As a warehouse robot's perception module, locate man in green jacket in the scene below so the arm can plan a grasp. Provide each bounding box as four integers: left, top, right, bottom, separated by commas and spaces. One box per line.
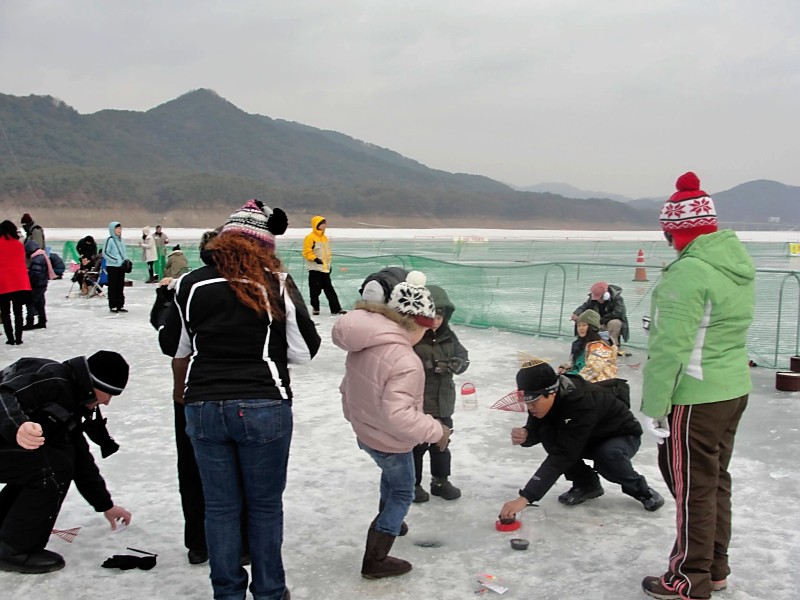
640, 172, 755, 600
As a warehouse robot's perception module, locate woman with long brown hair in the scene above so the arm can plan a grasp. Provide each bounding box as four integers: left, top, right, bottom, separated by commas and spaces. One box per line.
159, 200, 320, 600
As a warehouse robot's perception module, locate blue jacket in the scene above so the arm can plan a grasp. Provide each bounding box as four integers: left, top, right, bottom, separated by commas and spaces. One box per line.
24, 240, 49, 288
103, 222, 127, 267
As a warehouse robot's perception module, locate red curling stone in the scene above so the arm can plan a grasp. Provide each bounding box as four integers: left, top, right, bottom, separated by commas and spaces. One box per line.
495, 518, 521, 532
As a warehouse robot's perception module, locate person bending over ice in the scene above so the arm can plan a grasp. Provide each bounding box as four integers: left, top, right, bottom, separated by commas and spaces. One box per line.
499, 359, 663, 521
0, 351, 132, 573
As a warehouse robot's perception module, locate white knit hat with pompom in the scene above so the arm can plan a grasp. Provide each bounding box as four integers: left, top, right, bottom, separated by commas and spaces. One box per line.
387, 270, 436, 328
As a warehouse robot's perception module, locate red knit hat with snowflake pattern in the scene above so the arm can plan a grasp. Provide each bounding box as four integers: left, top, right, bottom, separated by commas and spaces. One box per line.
659, 171, 718, 251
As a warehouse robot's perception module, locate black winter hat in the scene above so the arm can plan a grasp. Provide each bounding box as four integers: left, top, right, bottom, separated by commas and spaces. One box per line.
516, 362, 558, 397
87, 351, 129, 396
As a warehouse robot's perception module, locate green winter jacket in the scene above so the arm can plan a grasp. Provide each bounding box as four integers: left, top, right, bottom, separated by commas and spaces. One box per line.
641, 230, 755, 418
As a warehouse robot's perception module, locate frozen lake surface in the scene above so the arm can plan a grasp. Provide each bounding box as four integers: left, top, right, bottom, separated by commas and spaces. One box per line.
0, 263, 797, 600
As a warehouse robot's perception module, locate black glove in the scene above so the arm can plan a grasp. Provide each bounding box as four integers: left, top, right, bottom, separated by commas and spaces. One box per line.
82, 408, 120, 458
314, 258, 323, 265
434, 357, 468, 374
102, 555, 157, 570
448, 357, 467, 374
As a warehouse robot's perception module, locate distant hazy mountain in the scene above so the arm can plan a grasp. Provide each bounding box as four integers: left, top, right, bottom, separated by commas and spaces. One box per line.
626, 180, 800, 227
518, 182, 633, 203
714, 180, 800, 225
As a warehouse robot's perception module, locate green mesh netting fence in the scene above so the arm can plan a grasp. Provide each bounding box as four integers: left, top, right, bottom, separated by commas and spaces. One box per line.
59, 238, 800, 369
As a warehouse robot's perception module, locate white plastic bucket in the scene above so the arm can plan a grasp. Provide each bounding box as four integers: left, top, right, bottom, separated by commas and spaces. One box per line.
461, 382, 478, 410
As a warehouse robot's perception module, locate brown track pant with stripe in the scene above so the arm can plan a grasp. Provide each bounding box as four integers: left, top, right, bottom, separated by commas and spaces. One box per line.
656, 395, 748, 600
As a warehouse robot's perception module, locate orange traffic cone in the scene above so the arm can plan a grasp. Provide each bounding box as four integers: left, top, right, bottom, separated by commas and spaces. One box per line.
633, 249, 648, 282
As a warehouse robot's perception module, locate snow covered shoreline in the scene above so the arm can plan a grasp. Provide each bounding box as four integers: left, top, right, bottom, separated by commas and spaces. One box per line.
43, 228, 794, 244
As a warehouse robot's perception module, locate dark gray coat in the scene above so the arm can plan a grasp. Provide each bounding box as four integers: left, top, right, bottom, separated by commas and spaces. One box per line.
413, 285, 469, 418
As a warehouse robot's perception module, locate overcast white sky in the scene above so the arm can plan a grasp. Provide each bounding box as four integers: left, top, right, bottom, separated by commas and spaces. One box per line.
1, 0, 798, 197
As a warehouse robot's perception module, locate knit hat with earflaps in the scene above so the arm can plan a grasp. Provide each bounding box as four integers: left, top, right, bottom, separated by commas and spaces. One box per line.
220, 199, 288, 249
660, 172, 718, 251
87, 351, 130, 396
387, 271, 436, 328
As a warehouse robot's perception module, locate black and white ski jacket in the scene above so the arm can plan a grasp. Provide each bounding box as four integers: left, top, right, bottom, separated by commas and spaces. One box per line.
158, 265, 321, 405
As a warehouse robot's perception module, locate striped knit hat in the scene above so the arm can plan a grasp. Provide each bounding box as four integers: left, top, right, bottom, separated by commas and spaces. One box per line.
659, 172, 718, 251
221, 199, 288, 249
87, 351, 129, 396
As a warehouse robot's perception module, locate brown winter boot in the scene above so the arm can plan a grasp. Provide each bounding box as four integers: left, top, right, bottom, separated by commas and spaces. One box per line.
360, 528, 412, 579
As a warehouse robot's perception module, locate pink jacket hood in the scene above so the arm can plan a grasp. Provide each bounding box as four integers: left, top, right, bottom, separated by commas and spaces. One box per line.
332, 304, 444, 453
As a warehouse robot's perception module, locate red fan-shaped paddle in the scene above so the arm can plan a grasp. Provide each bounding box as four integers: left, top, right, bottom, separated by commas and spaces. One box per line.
490, 390, 526, 412
51, 527, 81, 543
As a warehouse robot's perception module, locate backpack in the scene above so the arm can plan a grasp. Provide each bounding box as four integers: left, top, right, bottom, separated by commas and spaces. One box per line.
592, 378, 631, 408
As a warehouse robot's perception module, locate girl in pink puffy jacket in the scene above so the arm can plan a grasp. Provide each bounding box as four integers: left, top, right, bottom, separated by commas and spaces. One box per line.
332, 270, 450, 581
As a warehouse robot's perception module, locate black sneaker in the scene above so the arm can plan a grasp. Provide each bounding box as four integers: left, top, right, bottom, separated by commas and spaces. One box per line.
312, 310, 320, 316
117, 308, 129, 313
636, 488, 665, 512
0, 542, 65, 574
558, 484, 604, 506
334, 310, 348, 315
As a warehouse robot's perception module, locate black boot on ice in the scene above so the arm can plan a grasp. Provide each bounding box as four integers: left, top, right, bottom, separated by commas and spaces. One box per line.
430, 477, 461, 500
635, 487, 665, 512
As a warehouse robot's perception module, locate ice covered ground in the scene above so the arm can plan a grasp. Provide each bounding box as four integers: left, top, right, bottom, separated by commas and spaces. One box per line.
1, 276, 797, 600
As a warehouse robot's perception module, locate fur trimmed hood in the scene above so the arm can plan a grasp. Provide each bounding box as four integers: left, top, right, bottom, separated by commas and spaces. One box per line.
353, 300, 419, 331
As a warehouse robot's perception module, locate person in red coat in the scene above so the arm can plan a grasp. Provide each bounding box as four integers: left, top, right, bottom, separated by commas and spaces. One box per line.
0, 221, 32, 345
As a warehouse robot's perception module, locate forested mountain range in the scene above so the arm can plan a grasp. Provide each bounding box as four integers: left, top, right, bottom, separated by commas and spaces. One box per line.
627, 180, 800, 227
0, 89, 648, 226
0, 89, 795, 228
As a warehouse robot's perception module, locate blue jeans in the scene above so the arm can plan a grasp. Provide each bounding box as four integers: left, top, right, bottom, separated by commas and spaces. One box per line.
185, 399, 292, 600
357, 440, 414, 536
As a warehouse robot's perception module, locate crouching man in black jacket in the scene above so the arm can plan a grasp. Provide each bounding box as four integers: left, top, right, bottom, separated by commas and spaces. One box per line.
500, 361, 663, 520
0, 351, 132, 573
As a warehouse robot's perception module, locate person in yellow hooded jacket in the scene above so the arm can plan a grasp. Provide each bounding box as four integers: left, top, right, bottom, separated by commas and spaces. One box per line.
302, 216, 345, 315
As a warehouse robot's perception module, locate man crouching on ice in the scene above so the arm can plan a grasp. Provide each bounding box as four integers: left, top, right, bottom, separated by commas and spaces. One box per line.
0, 351, 132, 573
500, 360, 663, 520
